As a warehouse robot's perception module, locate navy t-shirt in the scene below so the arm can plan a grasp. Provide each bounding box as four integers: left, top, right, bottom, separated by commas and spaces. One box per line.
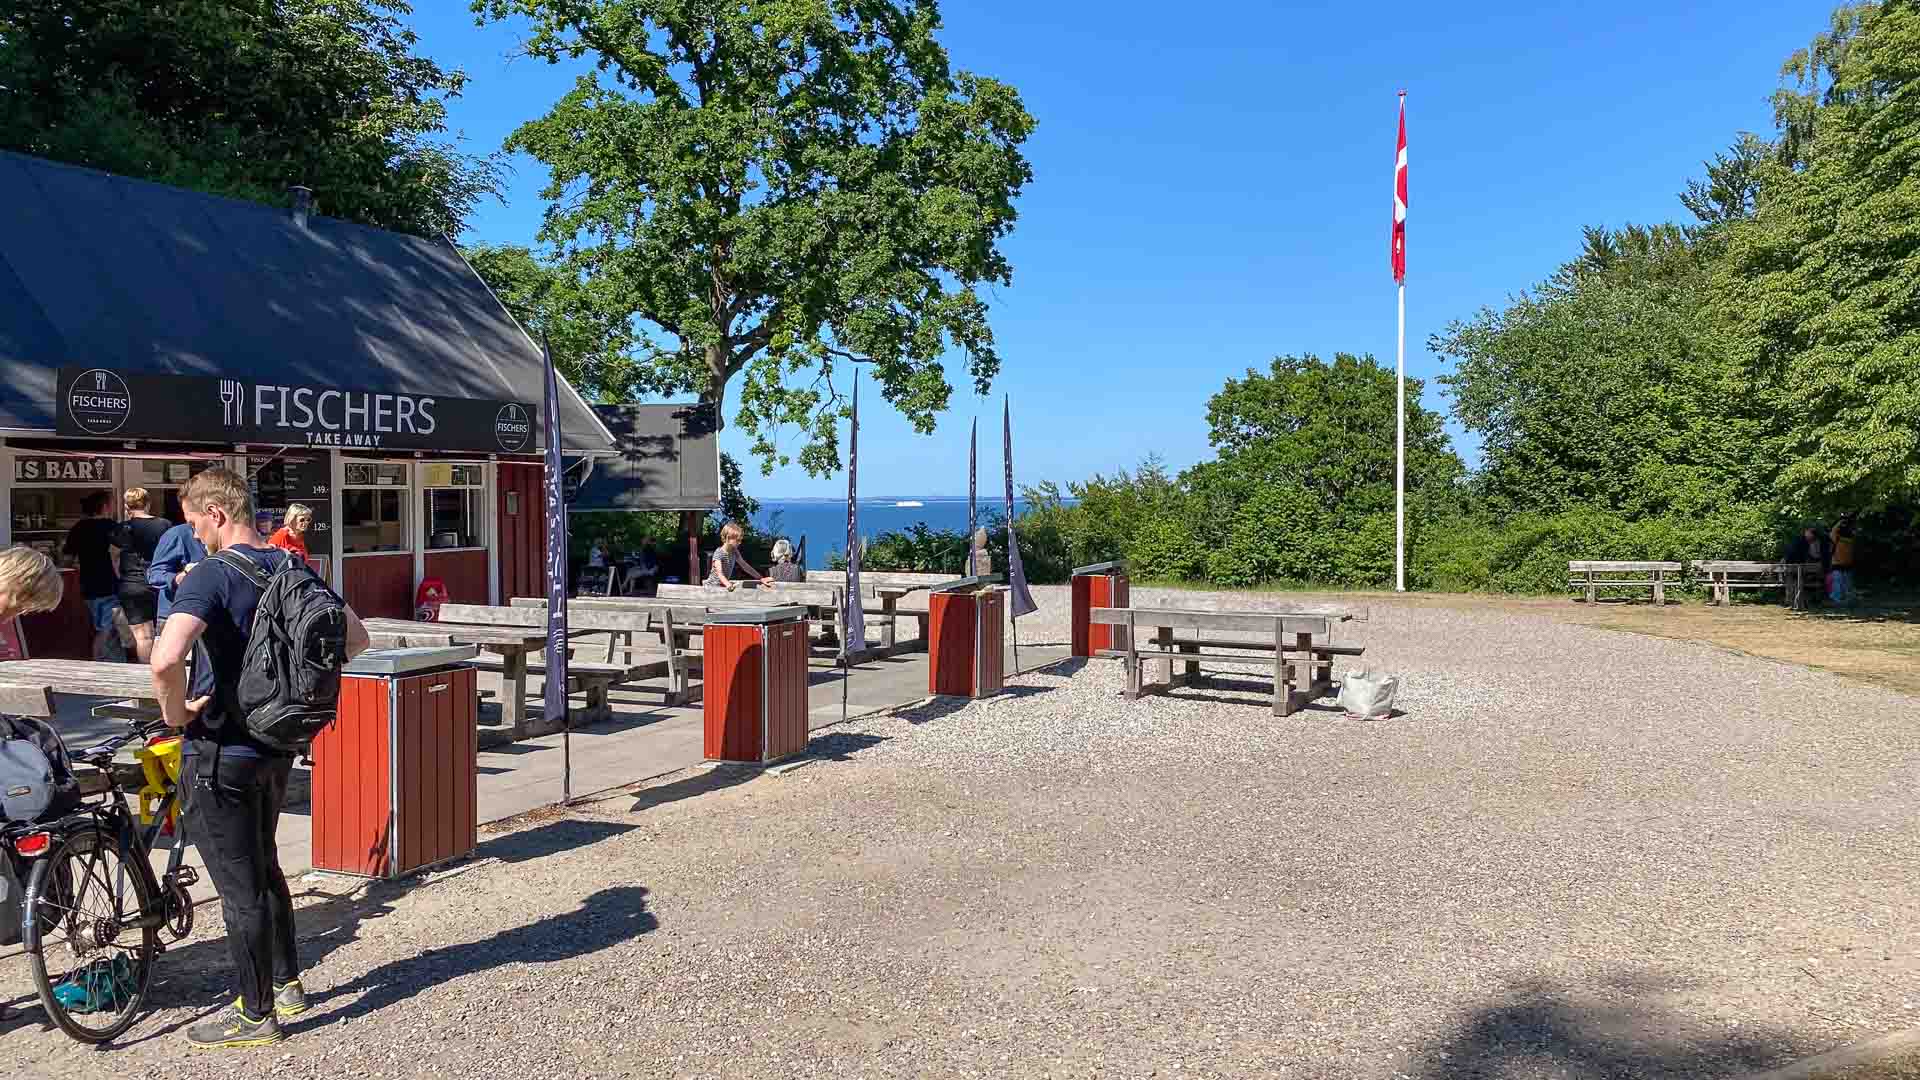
172, 543, 292, 757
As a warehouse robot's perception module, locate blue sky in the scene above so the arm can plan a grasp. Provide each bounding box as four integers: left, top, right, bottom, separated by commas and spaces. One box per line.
410, 0, 1827, 498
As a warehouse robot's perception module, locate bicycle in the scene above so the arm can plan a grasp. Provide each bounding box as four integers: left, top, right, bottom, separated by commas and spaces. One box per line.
3, 718, 198, 1043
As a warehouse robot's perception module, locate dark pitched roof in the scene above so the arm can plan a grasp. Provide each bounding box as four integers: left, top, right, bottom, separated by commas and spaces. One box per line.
568, 403, 721, 512
0, 151, 614, 452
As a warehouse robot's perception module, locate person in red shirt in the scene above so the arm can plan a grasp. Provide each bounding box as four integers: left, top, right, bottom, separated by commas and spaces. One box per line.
266, 503, 312, 562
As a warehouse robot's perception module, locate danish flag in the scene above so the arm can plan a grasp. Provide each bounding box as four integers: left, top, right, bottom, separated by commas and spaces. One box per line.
1392, 92, 1407, 284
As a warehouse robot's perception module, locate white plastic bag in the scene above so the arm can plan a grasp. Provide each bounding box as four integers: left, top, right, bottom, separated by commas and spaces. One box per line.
1336, 669, 1399, 719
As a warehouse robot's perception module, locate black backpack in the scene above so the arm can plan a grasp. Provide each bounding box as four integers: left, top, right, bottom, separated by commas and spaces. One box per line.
0, 713, 81, 826
213, 550, 350, 753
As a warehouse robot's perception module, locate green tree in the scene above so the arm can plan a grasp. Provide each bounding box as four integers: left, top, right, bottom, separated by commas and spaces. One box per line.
1184, 353, 1463, 587
1435, 227, 1783, 519
463, 244, 644, 400
0, 0, 500, 236
1717, 0, 1920, 509
471, 0, 1035, 475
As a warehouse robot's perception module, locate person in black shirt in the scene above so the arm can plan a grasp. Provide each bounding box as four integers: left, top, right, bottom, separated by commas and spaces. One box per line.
62, 490, 122, 660
111, 486, 171, 663
150, 468, 369, 1049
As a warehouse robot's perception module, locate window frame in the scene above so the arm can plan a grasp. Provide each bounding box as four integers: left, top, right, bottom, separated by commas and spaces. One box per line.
339, 462, 413, 557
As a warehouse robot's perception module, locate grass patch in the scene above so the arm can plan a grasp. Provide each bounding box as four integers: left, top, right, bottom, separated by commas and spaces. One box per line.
1811, 1051, 1920, 1079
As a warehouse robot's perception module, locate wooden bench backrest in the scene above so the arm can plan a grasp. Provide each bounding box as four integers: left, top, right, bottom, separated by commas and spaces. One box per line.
1693, 561, 1820, 573
1089, 607, 1332, 636
442, 601, 676, 633
657, 582, 841, 607
1567, 561, 1683, 572
803, 569, 946, 593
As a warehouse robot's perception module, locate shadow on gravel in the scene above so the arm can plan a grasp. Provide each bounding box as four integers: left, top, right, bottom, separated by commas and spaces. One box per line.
627, 766, 759, 813
306, 885, 657, 1027
487, 818, 640, 863
807, 732, 888, 761
1024, 656, 1087, 677
895, 697, 972, 725
1409, 976, 1808, 1079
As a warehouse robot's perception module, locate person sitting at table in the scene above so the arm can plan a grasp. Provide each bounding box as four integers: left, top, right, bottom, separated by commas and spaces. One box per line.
704, 522, 772, 591
267, 503, 313, 563
768, 539, 805, 583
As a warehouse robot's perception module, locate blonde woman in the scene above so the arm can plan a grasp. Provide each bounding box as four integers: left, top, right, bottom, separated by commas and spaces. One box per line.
705, 522, 771, 590
267, 503, 312, 562
0, 545, 65, 623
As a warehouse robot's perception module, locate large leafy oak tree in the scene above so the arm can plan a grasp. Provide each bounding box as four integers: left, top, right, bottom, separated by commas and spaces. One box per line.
471, 0, 1035, 474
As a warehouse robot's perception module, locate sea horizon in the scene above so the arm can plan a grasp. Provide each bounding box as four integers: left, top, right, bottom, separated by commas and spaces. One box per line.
751, 495, 1064, 569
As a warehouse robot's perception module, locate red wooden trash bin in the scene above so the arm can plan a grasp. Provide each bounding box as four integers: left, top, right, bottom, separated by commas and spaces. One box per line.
928, 576, 1006, 699
703, 606, 811, 765
1071, 560, 1130, 658
312, 646, 479, 878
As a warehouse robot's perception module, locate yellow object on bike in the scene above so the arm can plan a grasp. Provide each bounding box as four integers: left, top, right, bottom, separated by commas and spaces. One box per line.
133, 735, 183, 828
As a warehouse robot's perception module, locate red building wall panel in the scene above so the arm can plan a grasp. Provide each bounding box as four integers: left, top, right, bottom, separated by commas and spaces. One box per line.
977, 591, 1006, 695
344, 553, 414, 621
312, 675, 392, 877
21, 568, 93, 660
703, 624, 764, 762
764, 620, 810, 761
424, 549, 489, 607
1071, 573, 1130, 657
496, 463, 545, 602
928, 592, 978, 697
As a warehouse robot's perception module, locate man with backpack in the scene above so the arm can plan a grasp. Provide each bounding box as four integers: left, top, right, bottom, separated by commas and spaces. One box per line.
149, 468, 369, 1049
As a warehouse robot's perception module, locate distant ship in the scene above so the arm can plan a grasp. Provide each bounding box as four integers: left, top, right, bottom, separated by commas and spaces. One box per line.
893, 500, 925, 508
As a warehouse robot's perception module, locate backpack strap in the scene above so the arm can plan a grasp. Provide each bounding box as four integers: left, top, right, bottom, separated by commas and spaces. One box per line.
212, 548, 275, 590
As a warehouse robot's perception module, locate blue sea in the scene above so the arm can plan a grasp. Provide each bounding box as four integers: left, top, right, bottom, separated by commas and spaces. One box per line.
753, 497, 1044, 569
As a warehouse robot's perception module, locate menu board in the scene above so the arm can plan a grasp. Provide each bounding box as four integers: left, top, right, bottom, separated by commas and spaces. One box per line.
249, 456, 334, 557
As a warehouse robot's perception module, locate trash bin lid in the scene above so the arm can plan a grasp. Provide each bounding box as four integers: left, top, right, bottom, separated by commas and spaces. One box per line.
704, 605, 809, 625
1071, 560, 1125, 576
345, 645, 478, 675
929, 574, 1003, 594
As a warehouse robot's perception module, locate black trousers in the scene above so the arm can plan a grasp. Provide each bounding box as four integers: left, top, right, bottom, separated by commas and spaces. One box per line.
185, 745, 298, 1018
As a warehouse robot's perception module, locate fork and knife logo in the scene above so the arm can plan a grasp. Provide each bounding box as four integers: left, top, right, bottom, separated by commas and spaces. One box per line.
219, 379, 246, 426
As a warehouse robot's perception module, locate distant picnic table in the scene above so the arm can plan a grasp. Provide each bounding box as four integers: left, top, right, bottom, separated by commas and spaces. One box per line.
1090, 607, 1361, 717
1567, 561, 1684, 605
1693, 561, 1823, 609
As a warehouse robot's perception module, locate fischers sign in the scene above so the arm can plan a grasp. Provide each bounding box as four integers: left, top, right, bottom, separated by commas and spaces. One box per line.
56, 368, 537, 453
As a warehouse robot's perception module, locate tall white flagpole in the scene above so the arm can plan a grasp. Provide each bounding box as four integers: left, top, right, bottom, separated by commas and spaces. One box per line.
1396, 281, 1405, 593
1392, 90, 1408, 593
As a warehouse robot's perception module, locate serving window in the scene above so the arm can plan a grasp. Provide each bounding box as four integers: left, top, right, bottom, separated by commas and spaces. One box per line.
341, 463, 409, 554
422, 463, 485, 550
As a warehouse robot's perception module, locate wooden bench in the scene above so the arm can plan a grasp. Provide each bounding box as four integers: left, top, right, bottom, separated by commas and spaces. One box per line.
437, 603, 698, 707
1693, 561, 1822, 609
656, 582, 852, 651
1089, 607, 1358, 717
1568, 561, 1684, 605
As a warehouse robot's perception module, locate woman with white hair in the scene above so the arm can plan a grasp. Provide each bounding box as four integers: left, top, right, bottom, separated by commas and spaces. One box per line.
0, 545, 65, 623
768, 538, 805, 582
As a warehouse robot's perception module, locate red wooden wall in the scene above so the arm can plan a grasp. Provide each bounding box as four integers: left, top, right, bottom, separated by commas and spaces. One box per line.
764, 620, 809, 761
312, 667, 476, 878
1071, 572, 1130, 657
394, 666, 477, 875
312, 675, 393, 877
21, 568, 92, 660
703, 624, 762, 762
496, 463, 545, 602
343, 553, 414, 621
424, 550, 488, 606
929, 592, 977, 697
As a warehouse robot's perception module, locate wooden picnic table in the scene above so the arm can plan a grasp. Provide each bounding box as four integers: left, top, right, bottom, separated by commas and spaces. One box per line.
1089, 607, 1359, 717
359, 618, 573, 737
1693, 560, 1822, 609
0, 658, 161, 701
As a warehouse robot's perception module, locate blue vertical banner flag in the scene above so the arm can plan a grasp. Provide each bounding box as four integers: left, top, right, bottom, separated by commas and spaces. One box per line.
1002, 396, 1038, 618
842, 375, 867, 655
966, 416, 978, 577
540, 332, 571, 799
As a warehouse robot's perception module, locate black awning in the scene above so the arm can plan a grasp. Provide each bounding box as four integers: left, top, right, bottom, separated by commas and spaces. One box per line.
568, 403, 720, 513
0, 150, 614, 453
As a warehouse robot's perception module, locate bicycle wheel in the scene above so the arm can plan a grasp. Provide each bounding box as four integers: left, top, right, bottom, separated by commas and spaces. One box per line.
26, 827, 158, 1044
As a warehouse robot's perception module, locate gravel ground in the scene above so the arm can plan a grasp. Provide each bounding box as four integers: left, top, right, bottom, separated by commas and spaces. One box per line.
4, 584, 1918, 1079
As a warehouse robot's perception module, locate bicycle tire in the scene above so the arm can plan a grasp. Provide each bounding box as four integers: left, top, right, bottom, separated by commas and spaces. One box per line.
26, 826, 158, 1044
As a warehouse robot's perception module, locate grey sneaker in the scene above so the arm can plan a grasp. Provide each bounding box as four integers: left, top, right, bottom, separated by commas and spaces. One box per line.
186, 1003, 284, 1049
273, 979, 309, 1019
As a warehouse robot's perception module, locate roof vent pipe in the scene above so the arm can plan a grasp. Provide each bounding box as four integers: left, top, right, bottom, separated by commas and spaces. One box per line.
288, 185, 313, 229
